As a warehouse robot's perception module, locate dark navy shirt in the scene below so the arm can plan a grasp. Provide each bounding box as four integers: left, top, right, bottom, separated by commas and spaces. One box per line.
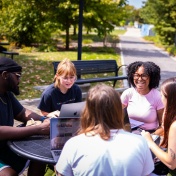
0, 92, 23, 126
38, 83, 82, 113
0, 92, 23, 148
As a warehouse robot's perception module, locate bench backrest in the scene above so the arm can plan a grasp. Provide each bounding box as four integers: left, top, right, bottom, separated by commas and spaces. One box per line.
52, 60, 118, 77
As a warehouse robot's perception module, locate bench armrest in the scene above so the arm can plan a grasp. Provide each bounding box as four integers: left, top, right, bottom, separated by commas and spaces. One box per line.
117, 64, 128, 73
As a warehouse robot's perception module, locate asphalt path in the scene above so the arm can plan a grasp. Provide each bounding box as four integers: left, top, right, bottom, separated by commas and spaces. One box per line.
119, 28, 176, 87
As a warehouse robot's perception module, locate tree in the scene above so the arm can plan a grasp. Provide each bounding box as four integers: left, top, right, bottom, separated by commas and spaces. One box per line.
124, 5, 144, 26
53, 0, 79, 50
0, 0, 128, 49
140, 0, 176, 46
0, 0, 59, 46
83, 0, 127, 46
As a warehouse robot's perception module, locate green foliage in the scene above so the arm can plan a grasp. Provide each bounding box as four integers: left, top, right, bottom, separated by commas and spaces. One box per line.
44, 165, 55, 176
82, 46, 116, 53
144, 35, 176, 56
166, 45, 176, 56
0, 0, 59, 46
140, 0, 176, 46
0, 0, 128, 49
83, 0, 127, 46
125, 5, 144, 24
20, 47, 37, 53
96, 47, 115, 53
128, 21, 134, 26
37, 44, 58, 52
82, 39, 93, 44
143, 35, 162, 47
78, 34, 104, 42
110, 29, 126, 36
82, 46, 91, 52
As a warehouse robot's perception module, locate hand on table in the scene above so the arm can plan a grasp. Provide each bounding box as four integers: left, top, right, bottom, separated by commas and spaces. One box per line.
47, 110, 60, 118
38, 119, 50, 135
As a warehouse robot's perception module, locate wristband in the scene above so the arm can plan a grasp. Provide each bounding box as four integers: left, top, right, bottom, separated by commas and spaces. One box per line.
40, 116, 47, 122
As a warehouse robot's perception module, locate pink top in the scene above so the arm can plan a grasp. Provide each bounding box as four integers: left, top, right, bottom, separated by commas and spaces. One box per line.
121, 88, 164, 130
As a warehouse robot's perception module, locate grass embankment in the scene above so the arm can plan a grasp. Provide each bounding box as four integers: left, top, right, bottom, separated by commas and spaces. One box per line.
144, 36, 176, 56
0, 30, 126, 100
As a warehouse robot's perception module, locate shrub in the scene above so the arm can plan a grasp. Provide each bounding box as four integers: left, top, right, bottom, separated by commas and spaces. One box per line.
20, 47, 37, 53
166, 45, 176, 56
82, 39, 93, 44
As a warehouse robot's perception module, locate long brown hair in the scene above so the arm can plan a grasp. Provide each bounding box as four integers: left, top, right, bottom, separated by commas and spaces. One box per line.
54, 58, 76, 88
160, 77, 176, 147
78, 84, 124, 140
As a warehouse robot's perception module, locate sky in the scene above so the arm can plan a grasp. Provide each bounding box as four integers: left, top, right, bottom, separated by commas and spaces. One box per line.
127, 0, 146, 9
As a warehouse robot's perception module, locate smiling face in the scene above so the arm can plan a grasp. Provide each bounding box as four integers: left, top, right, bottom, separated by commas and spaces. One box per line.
54, 59, 77, 94
133, 66, 150, 95
59, 73, 76, 93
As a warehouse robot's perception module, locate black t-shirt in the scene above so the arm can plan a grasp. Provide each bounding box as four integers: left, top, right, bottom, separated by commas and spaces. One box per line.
0, 92, 23, 148
38, 83, 82, 113
0, 92, 23, 126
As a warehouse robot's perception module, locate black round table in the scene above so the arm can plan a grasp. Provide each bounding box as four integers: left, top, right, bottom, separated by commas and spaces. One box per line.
8, 135, 56, 165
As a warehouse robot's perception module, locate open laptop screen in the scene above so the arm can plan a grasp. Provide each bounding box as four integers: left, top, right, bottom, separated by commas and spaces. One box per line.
50, 118, 80, 150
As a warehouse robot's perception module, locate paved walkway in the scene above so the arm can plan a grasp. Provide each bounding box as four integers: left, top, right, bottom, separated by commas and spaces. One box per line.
119, 28, 176, 87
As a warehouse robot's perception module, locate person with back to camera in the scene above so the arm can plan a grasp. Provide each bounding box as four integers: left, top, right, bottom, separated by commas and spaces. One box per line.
55, 84, 154, 176
141, 77, 176, 176
0, 57, 54, 176
121, 61, 164, 133
38, 58, 82, 117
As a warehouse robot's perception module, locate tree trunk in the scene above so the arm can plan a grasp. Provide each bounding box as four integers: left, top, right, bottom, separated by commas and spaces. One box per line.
103, 32, 107, 47
65, 27, 69, 50
73, 25, 76, 35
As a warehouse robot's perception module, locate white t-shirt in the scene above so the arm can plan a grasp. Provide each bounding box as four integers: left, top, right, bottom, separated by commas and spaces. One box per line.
121, 88, 164, 130
56, 129, 154, 176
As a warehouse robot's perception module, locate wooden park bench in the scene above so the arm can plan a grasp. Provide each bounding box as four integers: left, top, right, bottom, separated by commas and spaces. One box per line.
52, 60, 128, 88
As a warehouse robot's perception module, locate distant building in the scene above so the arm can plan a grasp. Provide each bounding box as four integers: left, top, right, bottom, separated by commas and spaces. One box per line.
141, 24, 155, 36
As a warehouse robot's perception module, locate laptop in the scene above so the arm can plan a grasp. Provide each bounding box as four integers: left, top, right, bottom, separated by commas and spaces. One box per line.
123, 108, 159, 142
59, 101, 85, 117
123, 107, 144, 131
50, 117, 80, 162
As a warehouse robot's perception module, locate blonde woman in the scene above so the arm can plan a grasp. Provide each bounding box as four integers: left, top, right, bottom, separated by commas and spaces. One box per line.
38, 58, 82, 116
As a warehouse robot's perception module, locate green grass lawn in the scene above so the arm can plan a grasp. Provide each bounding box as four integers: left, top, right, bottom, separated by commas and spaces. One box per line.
0, 29, 126, 100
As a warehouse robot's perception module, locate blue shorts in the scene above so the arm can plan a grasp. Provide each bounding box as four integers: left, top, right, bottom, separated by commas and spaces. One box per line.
0, 146, 28, 174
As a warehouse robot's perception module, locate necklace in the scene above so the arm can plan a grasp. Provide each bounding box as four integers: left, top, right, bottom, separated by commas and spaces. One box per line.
0, 97, 7, 105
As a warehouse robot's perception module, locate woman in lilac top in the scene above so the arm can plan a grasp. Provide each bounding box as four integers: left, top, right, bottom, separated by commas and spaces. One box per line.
121, 61, 164, 132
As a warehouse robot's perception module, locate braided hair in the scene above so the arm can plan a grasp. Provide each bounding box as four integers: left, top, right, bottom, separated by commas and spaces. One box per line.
127, 61, 160, 89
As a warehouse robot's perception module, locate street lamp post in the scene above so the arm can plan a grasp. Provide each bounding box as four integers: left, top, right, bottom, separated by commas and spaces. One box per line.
77, 0, 84, 61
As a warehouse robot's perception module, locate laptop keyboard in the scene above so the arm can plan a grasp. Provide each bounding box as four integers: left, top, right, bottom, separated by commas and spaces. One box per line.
53, 150, 61, 156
